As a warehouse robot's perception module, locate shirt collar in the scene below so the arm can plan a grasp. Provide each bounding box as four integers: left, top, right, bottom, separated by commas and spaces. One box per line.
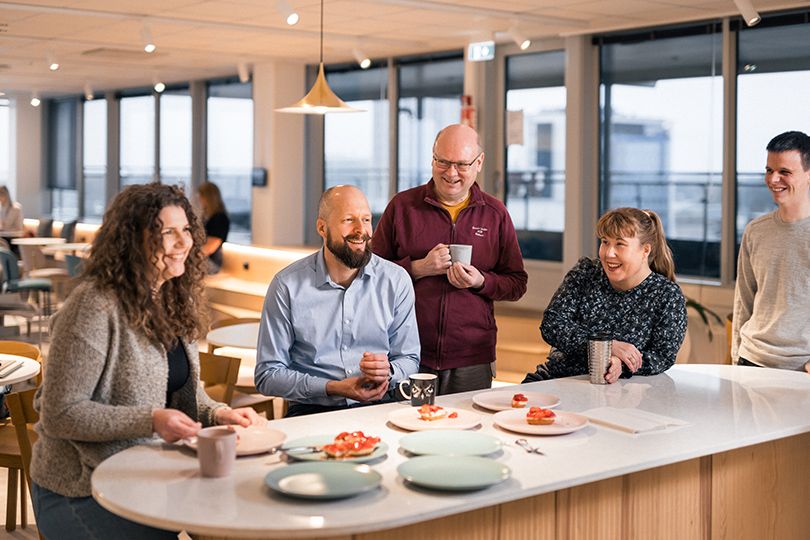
313, 247, 377, 288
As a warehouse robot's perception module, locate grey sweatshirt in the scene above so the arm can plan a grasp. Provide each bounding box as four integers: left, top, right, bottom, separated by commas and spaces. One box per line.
31, 281, 226, 497
733, 211, 810, 370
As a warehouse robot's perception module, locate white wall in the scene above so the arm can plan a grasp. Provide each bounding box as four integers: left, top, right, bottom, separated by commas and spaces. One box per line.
251, 61, 307, 247
10, 97, 45, 218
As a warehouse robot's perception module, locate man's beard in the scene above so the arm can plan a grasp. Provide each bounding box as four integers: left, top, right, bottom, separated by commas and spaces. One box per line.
326, 230, 372, 269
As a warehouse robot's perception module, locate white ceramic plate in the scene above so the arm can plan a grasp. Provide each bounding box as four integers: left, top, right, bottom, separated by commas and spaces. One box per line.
399, 430, 502, 456
265, 462, 382, 500
387, 406, 481, 432
472, 390, 561, 412
398, 456, 510, 491
283, 435, 388, 463
184, 425, 286, 456
492, 409, 589, 436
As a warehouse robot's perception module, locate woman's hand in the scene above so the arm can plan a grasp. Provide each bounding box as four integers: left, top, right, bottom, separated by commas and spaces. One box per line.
214, 406, 265, 428
605, 356, 623, 384
611, 340, 643, 372
152, 409, 201, 442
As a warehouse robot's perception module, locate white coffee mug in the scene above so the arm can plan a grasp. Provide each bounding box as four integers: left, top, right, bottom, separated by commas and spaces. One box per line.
449, 244, 473, 265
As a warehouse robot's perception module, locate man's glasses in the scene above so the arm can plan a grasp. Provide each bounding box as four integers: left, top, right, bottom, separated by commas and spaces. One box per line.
433, 152, 482, 172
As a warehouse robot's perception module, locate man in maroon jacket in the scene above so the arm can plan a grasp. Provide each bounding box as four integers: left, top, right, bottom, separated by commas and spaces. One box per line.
373, 124, 528, 394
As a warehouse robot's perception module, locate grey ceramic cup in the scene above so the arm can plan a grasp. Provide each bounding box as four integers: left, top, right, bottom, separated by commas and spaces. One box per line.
398, 373, 438, 406
449, 244, 473, 265
197, 426, 237, 478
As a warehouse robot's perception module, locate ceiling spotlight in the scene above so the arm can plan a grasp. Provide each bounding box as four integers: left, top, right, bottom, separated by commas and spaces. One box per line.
30, 92, 41, 107
352, 48, 371, 69
154, 81, 165, 93
237, 61, 250, 83
47, 51, 59, 71
733, 0, 761, 26
277, 0, 299, 26
508, 27, 531, 50
84, 83, 94, 101
141, 22, 156, 53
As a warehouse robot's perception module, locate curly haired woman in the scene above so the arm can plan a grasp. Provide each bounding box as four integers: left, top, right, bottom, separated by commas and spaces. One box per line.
30, 184, 262, 539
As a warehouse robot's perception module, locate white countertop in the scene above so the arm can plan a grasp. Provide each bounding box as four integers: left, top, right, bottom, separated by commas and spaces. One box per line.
91, 365, 810, 538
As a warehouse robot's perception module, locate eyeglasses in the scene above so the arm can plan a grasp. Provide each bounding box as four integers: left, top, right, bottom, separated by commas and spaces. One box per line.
432, 152, 482, 172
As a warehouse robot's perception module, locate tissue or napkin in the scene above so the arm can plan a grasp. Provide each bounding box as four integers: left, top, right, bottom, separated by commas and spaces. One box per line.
581, 407, 689, 434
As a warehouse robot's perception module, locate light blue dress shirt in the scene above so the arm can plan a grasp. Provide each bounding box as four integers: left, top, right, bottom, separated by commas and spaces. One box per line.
254, 249, 420, 406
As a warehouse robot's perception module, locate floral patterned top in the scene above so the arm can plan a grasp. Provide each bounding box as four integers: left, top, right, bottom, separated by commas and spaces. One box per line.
526, 257, 687, 381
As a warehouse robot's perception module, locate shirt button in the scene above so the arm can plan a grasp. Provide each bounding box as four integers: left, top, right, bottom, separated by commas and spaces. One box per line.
344, 319, 350, 324
342, 345, 347, 351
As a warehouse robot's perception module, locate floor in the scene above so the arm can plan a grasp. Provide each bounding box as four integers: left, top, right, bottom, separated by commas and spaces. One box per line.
0, 467, 38, 539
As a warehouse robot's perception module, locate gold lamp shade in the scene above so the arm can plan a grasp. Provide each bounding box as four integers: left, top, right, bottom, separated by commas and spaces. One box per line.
276, 0, 364, 114
276, 63, 363, 114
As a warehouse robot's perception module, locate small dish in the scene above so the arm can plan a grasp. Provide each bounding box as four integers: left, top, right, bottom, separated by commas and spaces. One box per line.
265, 462, 382, 500
184, 425, 285, 456
399, 430, 501, 456
398, 456, 510, 491
492, 409, 589, 436
472, 390, 560, 412
283, 435, 388, 463
387, 406, 481, 432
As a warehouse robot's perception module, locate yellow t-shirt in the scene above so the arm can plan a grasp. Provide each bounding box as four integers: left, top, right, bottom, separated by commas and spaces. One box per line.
441, 195, 471, 223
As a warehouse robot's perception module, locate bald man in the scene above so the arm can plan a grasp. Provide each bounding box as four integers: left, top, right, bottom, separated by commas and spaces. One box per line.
255, 186, 420, 417
373, 124, 527, 395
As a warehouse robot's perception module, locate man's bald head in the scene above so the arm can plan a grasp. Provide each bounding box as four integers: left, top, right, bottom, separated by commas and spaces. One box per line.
433, 124, 483, 155
318, 185, 369, 221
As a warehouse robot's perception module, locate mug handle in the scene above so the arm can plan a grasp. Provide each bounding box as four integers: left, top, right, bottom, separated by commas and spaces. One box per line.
398, 379, 411, 399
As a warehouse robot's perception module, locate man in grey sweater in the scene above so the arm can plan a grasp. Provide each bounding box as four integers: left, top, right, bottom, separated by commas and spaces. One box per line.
733, 131, 810, 372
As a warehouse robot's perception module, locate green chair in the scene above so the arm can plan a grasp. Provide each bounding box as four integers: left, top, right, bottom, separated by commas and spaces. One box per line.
0, 249, 52, 319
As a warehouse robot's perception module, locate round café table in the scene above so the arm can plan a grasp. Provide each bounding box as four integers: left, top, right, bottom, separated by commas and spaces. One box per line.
11, 237, 66, 247
0, 353, 41, 386
41, 242, 90, 256
206, 322, 260, 389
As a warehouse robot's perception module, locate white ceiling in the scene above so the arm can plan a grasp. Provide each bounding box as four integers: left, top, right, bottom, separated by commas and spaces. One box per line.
0, 0, 805, 97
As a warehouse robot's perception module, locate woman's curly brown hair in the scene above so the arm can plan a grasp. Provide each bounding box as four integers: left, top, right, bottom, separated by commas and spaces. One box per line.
81, 183, 208, 349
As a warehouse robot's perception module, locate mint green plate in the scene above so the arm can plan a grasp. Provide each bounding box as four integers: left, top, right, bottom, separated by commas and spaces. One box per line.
399, 430, 502, 456
283, 435, 388, 462
265, 462, 382, 500
398, 456, 511, 491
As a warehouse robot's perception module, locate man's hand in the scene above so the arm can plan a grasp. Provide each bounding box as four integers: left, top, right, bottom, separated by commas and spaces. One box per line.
447, 262, 485, 289
215, 406, 265, 427
611, 340, 643, 373
326, 377, 390, 402
360, 352, 390, 384
152, 409, 201, 443
412, 244, 451, 280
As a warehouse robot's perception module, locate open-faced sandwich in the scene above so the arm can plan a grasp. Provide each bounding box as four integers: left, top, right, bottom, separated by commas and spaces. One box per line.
526, 406, 556, 425
418, 404, 447, 421
321, 431, 381, 459
511, 393, 529, 408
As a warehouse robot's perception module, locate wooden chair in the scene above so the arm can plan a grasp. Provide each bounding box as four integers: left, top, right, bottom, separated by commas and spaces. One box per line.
0, 342, 40, 533
199, 352, 278, 419
207, 317, 260, 353
6, 389, 41, 539
725, 313, 733, 364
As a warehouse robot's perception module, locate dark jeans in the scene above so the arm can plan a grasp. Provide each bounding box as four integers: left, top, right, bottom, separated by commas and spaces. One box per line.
737, 357, 762, 367
285, 387, 399, 417
419, 363, 493, 395
32, 482, 178, 540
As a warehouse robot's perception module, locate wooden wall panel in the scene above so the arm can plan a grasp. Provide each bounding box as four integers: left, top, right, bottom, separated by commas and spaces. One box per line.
498, 492, 556, 540
355, 506, 499, 540
557, 477, 624, 540
712, 432, 810, 540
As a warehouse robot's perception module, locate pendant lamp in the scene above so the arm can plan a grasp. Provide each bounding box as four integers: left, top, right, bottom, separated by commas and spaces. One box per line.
276, 0, 363, 114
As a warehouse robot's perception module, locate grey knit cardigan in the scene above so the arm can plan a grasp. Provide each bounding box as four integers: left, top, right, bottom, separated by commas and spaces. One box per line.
31, 281, 226, 497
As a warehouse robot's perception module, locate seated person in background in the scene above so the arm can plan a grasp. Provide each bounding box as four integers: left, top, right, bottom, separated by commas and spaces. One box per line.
31, 183, 262, 539
255, 185, 420, 417
733, 131, 810, 373
197, 181, 230, 274
524, 208, 686, 384
0, 185, 22, 234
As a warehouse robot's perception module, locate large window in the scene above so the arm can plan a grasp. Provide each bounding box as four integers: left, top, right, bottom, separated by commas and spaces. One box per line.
736, 15, 810, 245
120, 95, 155, 186
83, 98, 107, 220
505, 50, 566, 261
208, 80, 253, 244
0, 99, 9, 186
47, 98, 79, 220
398, 57, 463, 192
324, 66, 389, 217
600, 28, 723, 278
160, 89, 192, 194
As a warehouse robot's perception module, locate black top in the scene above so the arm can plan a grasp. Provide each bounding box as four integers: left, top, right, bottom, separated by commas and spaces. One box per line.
525, 257, 687, 381
204, 211, 230, 270
166, 339, 190, 406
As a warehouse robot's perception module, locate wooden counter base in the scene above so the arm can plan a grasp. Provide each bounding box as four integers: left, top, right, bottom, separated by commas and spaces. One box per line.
196, 432, 808, 540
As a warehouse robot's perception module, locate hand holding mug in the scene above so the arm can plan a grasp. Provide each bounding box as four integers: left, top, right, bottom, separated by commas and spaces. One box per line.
447, 262, 484, 289
413, 244, 451, 279
605, 356, 622, 384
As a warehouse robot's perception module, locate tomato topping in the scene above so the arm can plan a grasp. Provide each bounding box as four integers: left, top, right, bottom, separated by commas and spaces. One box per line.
448, 412, 458, 418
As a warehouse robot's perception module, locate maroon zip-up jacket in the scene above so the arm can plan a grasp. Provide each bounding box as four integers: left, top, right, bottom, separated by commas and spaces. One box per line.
373, 180, 528, 370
